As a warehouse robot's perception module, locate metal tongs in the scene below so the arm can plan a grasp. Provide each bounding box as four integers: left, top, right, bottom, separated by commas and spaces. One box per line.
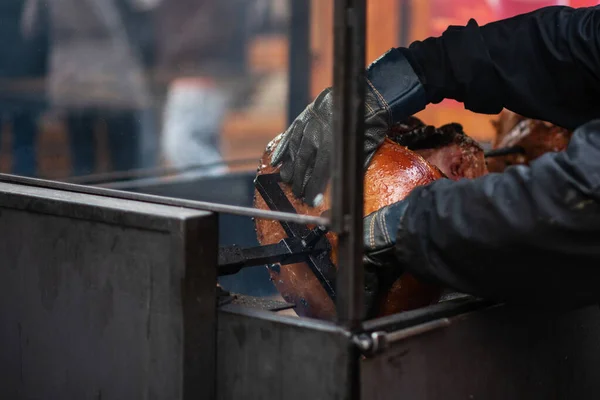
218, 225, 328, 274
218, 173, 337, 300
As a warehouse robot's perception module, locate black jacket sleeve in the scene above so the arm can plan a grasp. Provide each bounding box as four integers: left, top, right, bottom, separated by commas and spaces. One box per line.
396, 120, 600, 308
404, 5, 600, 130
391, 6, 600, 307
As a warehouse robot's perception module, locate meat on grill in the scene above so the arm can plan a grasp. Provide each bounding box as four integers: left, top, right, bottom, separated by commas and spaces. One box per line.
487, 109, 573, 173
253, 119, 487, 321
389, 117, 489, 180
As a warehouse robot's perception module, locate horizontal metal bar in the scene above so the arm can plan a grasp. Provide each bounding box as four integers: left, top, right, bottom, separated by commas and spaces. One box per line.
385, 318, 450, 343
353, 318, 451, 356
64, 158, 259, 185
0, 173, 329, 226
361, 296, 491, 334
219, 303, 349, 334
218, 237, 330, 275
95, 170, 254, 191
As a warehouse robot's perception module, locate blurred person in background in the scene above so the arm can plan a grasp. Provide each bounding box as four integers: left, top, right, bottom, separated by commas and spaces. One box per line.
0, 0, 49, 176
25, 0, 157, 177
155, 0, 267, 178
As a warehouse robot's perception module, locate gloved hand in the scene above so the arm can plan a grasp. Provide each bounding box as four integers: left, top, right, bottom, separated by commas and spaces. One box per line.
362, 198, 411, 317
363, 198, 410, 269
271, 48, 428, 206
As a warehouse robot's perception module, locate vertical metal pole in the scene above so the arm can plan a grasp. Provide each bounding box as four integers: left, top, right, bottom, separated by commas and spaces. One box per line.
287, 0, 312, 125
332, 1, 366, 398
332, 0, 366, 329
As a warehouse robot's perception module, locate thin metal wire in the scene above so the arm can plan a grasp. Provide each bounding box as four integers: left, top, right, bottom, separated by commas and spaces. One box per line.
0, 173, 329, 226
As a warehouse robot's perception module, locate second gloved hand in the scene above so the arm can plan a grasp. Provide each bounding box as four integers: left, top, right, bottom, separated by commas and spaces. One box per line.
271, 48, 428, 206
363, 198, 410, 270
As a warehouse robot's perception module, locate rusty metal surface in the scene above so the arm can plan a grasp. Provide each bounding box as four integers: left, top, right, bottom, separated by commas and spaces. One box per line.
360, 303, 600, 400
0, 181, 218, 399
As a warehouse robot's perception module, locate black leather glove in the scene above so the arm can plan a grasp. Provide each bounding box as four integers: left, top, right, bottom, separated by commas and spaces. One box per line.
362, 198, 411, 317
363, 198, 409, 269
271, 48, 428, 206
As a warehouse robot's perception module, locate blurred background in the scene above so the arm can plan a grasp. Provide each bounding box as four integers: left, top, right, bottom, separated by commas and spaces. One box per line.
0, 0, 597, 298
0, 0, 597, 180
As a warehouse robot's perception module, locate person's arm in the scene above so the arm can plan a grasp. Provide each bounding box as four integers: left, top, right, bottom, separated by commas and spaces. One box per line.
404, 5, 600, 130
271, 6, 600, 205
395, 120, 600, 308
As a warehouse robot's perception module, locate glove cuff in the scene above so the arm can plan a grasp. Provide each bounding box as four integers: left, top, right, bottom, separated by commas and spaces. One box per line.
366, 47, 428, 123
363, 200, 410, 265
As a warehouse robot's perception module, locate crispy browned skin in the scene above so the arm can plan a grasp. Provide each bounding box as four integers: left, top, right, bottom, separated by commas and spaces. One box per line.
487, 110, 573, 173
389, 117, 489, 180
254, 135, 444, 321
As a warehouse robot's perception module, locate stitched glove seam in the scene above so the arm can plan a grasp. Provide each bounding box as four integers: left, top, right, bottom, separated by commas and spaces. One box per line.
366, 79, 393, 125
